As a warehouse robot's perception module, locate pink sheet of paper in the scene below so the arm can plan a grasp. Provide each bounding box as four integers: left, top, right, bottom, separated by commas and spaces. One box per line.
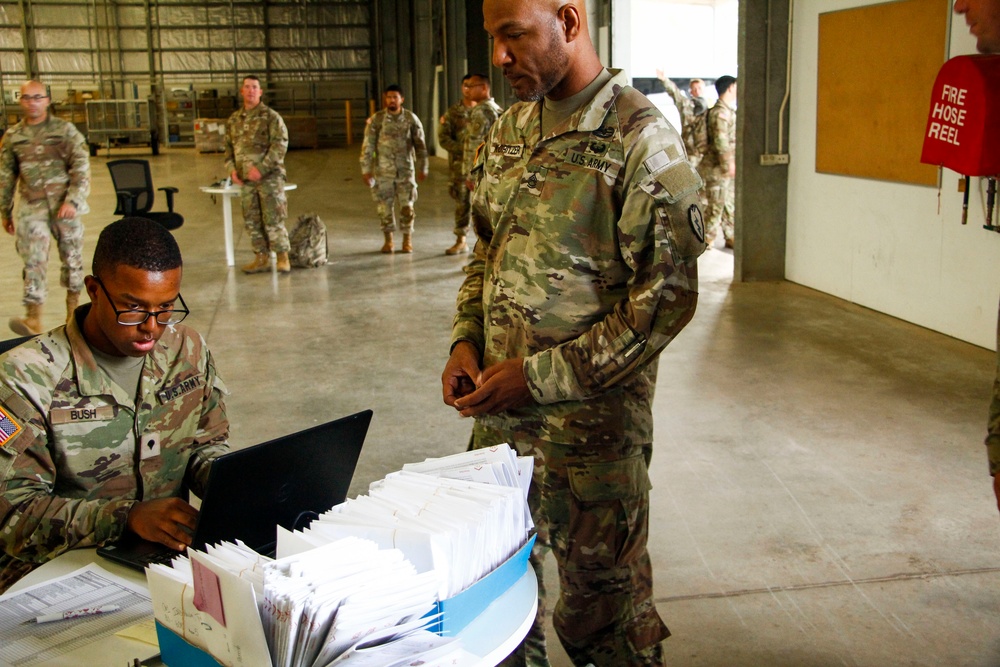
191, 557, 227, 627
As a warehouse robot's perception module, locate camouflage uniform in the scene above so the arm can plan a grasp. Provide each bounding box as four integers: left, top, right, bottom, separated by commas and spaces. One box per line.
360, 109, 428, 233
700, 98, 736, 246
224, 102, 290, 254
0, 306, 230, 593
454, 69, 705, 666
463, 98, 503, 179
659, 77, 708, 168
0, 115, 89, 305
438, 101, 474, 236
987, 305, 1000, 475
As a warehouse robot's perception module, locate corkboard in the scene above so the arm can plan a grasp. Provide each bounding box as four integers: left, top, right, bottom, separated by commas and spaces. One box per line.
816, 0, 950, 186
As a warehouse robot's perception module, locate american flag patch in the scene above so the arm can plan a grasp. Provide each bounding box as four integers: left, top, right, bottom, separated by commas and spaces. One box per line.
0, 406, 22, 447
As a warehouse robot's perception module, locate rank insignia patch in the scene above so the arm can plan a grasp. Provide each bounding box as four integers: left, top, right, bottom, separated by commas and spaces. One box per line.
0, 406, 22, 447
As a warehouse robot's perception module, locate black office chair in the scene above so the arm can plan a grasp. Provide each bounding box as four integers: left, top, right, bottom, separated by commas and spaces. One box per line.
0, 334, 37, 355
107, 159, 184, 230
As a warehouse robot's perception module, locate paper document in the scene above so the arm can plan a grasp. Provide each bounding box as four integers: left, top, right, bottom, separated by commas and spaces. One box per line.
0, 563, 153, 667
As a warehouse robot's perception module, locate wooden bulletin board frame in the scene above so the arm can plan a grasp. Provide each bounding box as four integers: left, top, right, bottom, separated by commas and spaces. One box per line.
816, 0, 950, 186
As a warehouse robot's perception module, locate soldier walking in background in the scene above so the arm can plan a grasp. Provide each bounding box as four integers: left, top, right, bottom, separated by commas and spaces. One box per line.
360, 85, 429, 254
0, 80, 90, 336
701, 75, 737, 249
462, 75, 502, 196
439, 74, 478, 255
225, 75, 291, 274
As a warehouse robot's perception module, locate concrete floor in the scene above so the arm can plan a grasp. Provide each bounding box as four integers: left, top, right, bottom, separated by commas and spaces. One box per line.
1, 146, 999, 666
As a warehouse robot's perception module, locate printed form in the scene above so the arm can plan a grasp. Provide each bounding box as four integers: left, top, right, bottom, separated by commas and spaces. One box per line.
0, 563, 154, 667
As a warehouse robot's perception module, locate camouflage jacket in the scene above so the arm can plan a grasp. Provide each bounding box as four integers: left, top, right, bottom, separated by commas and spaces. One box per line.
987, 307, 1000, 475
660, 78, 708, 163
454, 69, 706, 445
360, 109, 429, 181
438, 101, 473, 177
224, 102, 288, 182
0, 307, 230, 590
701, 98, 736, 175
0, 114, 90, 220
463, 99, 503, 178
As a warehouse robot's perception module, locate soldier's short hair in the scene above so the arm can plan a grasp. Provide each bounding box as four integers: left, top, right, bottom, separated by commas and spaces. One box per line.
93, 217, 182, 277
715, 75, 736, 97
242, 74, 262, 85
385, 84, 403, 96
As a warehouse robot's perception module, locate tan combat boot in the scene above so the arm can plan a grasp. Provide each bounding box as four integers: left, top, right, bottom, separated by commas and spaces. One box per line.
445, 235, 467, 255
9, 303, 43, 336
66, 290, 80, 323
275, 252, 291, 273
241, 252, 271, 274
381, 232, 394, 254
401, 233, 413, 254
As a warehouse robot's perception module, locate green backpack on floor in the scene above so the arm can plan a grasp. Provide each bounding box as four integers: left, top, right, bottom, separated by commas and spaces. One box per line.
288, 213, 329, 268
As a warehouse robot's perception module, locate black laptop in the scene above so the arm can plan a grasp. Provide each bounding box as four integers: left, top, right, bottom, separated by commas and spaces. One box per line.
98, 409, 372, 570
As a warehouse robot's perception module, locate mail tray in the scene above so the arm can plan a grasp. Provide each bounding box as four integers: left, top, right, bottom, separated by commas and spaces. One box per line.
156, 535, 536, 664
156, 621, 225, 667
425, 533, 535, 637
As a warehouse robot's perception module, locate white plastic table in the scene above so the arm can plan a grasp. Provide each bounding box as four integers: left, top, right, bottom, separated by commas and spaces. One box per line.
198, 183, 298, 267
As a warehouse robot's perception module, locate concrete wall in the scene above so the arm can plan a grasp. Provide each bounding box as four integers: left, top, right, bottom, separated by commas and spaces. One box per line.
785, 0, 999, 349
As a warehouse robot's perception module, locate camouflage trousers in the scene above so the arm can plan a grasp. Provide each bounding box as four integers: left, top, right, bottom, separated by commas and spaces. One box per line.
240, 178, 290, 254
449, 179, 471, 236
474, 422, 669, 667
703, 174, 734, 246
14, 201, 84, 306
371, 177, 418, 233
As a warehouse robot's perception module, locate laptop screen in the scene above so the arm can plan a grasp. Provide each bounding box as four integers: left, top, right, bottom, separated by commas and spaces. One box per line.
192, 409, 372, 551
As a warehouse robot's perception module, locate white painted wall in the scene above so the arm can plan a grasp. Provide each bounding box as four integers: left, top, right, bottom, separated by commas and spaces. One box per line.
626, 0, 738, 142
786, 0, 998, 349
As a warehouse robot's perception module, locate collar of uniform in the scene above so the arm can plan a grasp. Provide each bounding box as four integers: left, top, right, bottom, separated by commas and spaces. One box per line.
241, 102, 268, 119
517, 68, 628, 139
66, 303, 154, 405
716, 98, 736, 113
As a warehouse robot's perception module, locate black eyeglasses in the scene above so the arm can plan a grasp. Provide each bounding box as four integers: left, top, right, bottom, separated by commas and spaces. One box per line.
20, 95, 48, 101
94, 277, 189, 326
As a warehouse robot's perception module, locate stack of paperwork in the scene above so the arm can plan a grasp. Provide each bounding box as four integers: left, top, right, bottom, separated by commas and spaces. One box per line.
147, 444, 533, 666
284, 443, 533, 599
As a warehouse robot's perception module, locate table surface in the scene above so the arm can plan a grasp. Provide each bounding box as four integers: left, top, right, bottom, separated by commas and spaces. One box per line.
7, 547, 536, 667
199, 183, 298, 194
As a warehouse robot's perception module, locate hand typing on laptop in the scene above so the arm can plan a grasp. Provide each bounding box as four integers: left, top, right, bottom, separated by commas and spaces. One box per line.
0, 218, 231, 594
127, 498, 200, 552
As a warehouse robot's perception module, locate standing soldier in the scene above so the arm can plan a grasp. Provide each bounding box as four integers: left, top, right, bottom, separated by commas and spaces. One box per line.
438, 75, 478, 255
701, 75, 737, 249
656, 71, 709, 167
225, 75, 291, 274
442, 0, 705, 662
1, 80, 90, 336
360, 85, 428, 254
953, 0, 1000, 514
462, 75, 502, 196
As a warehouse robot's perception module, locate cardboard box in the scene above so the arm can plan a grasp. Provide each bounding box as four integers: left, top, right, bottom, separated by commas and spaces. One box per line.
194, 118, 228, 153
155, 535, 535, 665
284, 115, 318, 149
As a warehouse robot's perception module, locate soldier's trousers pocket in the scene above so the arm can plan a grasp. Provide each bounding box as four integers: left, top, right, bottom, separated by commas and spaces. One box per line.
566, 454, 652, 570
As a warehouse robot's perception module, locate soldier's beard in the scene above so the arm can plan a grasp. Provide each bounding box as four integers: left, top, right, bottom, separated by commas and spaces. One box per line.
509, 25, 569, 102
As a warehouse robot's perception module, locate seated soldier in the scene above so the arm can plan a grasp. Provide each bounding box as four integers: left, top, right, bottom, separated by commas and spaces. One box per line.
0, 216, 230, 593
